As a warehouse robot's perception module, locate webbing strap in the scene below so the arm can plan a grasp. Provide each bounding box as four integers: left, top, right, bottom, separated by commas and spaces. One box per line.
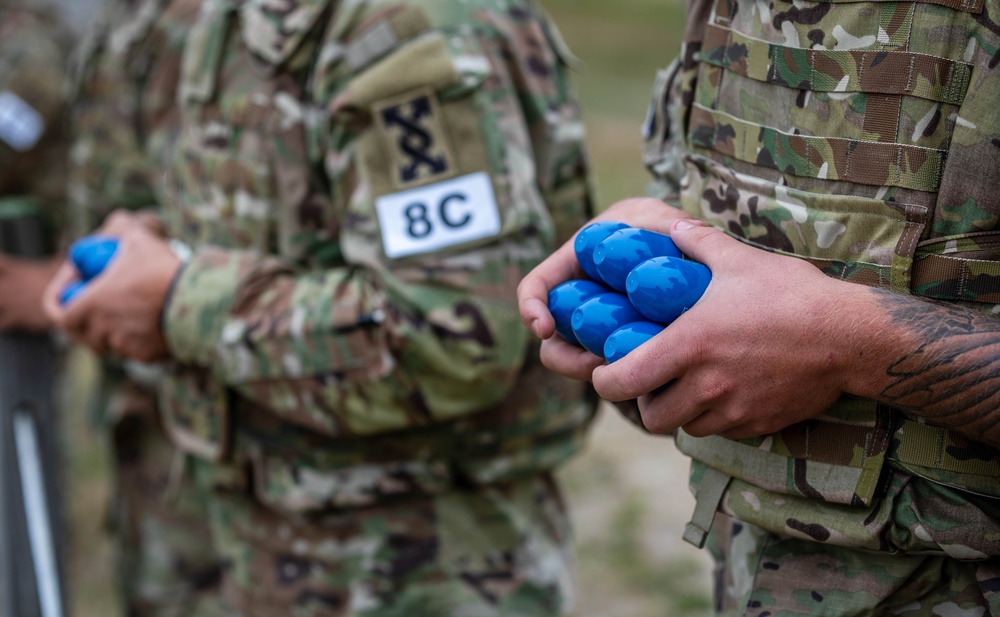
702, 24, 972, 105
683, 466, 732, 549
890, 419, 1000, 476
912, 253, 1000, 302
688, 104, 947, 192
811, 0, 982, 13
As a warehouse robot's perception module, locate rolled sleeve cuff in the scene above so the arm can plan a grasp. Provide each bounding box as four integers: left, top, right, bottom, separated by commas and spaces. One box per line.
162, 247, 250, 367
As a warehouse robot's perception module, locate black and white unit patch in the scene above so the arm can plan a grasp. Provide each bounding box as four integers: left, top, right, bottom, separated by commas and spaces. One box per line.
374, 87, 456, 189
375, 172, 501, 259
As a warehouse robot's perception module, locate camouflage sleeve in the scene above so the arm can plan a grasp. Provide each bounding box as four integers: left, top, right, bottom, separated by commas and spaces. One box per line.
162, 0, 593, 437
0, 2, 75, 242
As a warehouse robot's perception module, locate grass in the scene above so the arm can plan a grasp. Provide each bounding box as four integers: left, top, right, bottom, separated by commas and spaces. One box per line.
542, 0, 688, 205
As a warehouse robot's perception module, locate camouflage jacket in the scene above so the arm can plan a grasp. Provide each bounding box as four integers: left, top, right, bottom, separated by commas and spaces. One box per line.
0, 0, 74, 234
643, 0, 1000, 551
146, 0, 595, 512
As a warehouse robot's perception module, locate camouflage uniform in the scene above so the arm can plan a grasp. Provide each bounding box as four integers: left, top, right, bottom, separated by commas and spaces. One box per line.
0, 0, 73, 220
129, 0, 593, 614
72, 1, 225, 614
640, 0, 1000, 611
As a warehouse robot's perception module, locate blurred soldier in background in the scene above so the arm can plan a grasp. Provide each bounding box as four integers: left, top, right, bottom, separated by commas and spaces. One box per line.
0, 3, 73, 615
67, 0, 224, 615
48, 0, 597, 615
0, 0, 73, 330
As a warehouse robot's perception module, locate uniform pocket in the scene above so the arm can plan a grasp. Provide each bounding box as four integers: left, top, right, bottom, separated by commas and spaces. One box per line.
681, 153, 928, 291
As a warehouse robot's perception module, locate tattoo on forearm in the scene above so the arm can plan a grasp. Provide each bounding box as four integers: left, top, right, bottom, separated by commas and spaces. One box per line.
873, 289, 1000, 438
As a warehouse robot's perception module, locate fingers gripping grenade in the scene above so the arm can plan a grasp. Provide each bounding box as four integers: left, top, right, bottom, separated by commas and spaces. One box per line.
548, 221, 711, 362
59, 236, 119, 304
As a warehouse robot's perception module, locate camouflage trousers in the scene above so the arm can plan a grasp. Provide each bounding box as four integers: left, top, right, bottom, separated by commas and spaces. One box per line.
706, 471, 1000, 616
197, 469, 575, 617
106, 381, 224, 617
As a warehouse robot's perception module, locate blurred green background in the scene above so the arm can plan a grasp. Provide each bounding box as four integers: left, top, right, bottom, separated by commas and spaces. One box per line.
63, 0, 712, 615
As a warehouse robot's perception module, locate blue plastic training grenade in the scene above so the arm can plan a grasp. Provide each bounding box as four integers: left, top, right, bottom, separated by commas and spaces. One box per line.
70, 236, 118, 281
573, 221, 629, 283
604, 321, 665, 363
548, 279, 610, 343
61, 236, 120, 304
571, 292, 644, 357
592, 228, 683, 293
58, 281, 87, 306
626, 256, 711, 325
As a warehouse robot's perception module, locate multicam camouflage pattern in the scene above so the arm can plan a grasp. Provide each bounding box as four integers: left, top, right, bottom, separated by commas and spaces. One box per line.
143, 0, 594, 612
72, 0, 224, 614
104, 379, 222, 617
203, 470, 575, 616
638, 0, 1000, 597
0, 0, 74, 225
159, 0, 593, 490
707, 509, 1000, 615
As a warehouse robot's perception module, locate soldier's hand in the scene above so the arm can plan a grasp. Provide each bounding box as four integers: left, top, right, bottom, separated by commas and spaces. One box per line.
517, 197, 693, 382
0, 254, 61, 332
43, 224, 180, 362
591, 218, 873, 439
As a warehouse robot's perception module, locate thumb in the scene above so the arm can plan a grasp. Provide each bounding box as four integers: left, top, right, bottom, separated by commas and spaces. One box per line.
668, 218, 741, 266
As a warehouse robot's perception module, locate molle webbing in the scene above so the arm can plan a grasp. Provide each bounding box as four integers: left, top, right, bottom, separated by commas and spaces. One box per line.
701, 24, 972, 106
688, 104, 947, 192
678, 417, 1000, 533
890, 419, 1000, 477
683, 466, 732, 548
912, 253, 1000, 303
804, 0, 982, 12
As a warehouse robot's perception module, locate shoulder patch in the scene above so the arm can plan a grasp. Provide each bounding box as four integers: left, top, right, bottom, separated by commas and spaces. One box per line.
375, 172, 502, 259
373, 87, 456, 190
0, 91, 43, 152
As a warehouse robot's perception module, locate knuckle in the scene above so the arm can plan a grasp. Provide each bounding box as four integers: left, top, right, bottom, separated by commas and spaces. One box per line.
638, 407, 671, 435
682, 422, 712, 438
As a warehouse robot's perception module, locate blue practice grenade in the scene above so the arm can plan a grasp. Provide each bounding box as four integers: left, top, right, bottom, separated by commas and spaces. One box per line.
574, 221, 629, 283
604, 321, 665, 363
571, 292, 644, 357
626, 256, 711, 325
548, 279, 610, 343
58, 280, 87, 305
61, 236, 120, 304
593, 228, 682, 292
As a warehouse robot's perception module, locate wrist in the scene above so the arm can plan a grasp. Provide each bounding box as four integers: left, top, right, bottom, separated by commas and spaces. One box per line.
834, 284, 903, 401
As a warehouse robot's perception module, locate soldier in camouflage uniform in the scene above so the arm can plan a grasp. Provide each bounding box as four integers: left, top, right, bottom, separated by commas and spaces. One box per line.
48, 0, 595, 614
518, 0, 1000, 613
0, 0, 73, 331
69, 1, 225, 615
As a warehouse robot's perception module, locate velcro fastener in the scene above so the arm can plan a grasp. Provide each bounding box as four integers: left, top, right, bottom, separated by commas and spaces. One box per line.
345, 6, 432, 73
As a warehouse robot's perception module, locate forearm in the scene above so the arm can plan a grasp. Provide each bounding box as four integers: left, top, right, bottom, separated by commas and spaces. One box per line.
843, 286, 1000, 447
163, 247, 531, 436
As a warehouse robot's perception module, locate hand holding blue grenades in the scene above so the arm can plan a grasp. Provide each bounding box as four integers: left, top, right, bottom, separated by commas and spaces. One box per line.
60, 235, 119, 304
550, 220, 711, 362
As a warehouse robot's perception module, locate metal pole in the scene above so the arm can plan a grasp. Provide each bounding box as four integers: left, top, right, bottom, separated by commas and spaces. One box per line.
0, 205, 66, 617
